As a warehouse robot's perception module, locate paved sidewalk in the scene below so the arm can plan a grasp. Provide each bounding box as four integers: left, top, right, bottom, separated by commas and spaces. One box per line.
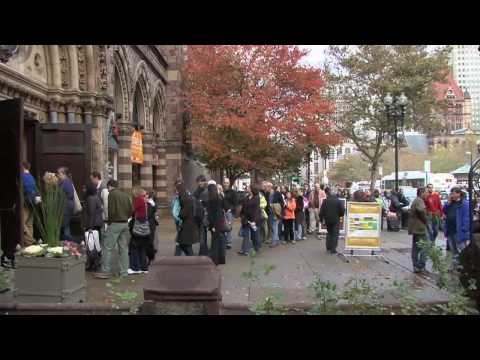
153, 218, 451, 308
1, 217, 452, 310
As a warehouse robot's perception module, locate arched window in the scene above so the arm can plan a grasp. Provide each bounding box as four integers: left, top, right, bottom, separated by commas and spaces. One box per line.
132, 83, 145, 128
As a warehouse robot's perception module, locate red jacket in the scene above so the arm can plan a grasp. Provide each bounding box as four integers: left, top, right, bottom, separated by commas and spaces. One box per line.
425, 192, 443, 216
133, 195, 147, 219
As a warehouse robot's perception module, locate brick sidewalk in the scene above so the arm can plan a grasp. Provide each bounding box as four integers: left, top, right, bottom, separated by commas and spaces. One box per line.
1, 217, 451, 311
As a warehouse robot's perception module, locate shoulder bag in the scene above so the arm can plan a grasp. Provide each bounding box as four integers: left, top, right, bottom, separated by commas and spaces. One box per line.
73, 186, 83, 214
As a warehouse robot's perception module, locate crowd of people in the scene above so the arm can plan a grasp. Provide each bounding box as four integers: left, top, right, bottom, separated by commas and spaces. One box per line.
408, 185, 470, 274
171, 176, 346, 265
9, 162, 471, 277
10, 162, 159, 278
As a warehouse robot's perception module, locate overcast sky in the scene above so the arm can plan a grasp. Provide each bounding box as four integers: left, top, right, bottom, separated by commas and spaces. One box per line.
300, 45, 328, 67
300, 45, 445, 68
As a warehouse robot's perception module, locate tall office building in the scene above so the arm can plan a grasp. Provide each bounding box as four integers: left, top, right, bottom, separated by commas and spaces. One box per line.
450, 45, 480, 130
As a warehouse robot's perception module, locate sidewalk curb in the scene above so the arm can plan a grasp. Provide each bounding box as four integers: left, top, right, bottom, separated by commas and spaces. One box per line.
0, 302, 131, 314
221, 299, 451, 314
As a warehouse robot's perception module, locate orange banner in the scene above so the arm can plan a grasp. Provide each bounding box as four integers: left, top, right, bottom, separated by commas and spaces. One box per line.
131, 130, 144, 164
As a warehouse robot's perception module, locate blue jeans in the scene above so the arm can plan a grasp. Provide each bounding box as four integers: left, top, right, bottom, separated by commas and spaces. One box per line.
271, 218, 280, 245
447, 233, 467, 267
295, 223, 303, 241
225, 210, 233, 246
412, 234, 427, 271
61, 213, 72, 242
241, 225, 259, 253
427, 215, 440, 243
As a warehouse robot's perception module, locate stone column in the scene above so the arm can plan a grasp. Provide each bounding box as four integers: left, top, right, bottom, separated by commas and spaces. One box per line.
140, 132, 154, 192
165, 142, 182, 204
49, 46, 62, 88
85, 45, 96, 92
117, 122, 133, 191
155, 145, 168, 206
82, 98, 96, 125
83, 106, 93, 125
91, 100, 108, 175
66, 102, 77, 124
48, 101, 60, 123
68, 45, 79, 91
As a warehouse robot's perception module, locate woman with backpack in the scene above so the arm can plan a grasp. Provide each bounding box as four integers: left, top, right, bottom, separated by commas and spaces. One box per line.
128, 188, 150, 274
84, 182, 103, 271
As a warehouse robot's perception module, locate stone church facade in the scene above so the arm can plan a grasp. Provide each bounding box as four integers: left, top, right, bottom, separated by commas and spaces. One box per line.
0, 45, 185, 206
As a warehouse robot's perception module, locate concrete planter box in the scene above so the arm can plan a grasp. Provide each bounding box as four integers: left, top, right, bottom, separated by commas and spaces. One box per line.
14, 255, 86, 303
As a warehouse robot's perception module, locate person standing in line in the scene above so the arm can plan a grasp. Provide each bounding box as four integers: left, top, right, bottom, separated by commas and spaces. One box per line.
145, 191, 158, 265
282, 191, 296, 244
294, 188, 306, 241
128, 188, 150, 275
207, 183, 227, 265
389, 189, 409, 228
84, 181, 104, 271
303, 184, 311, 233
319, 187, 345, 254
94, 180, 133, 279
258, 183, 268, 249
398, 189, 410, 228
443, 187, 470, 269
223, 178, 237, 250
57, 167, 75, 242
174, 181, 199, 256
238, 184, 262, 255
407, 187, 429, 274
193, 175, 209, 256
172, 184, 182, 254
21, 161, 39, 247
262, 182, 273, 245
425, 183, 443, 244
89, 171, 109, 228
309, 183, 327, 235
278, 186, 287, 239
269, 185, 283, 248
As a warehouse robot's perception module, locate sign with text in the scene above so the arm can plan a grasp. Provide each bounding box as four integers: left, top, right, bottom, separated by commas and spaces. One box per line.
131, 130, 144, 164
345, 202, 382, 250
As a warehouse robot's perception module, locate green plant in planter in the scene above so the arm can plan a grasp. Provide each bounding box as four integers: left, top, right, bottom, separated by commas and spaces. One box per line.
308, 276, 340, 315
341, 278, 387, 315
30, 179, 66, 248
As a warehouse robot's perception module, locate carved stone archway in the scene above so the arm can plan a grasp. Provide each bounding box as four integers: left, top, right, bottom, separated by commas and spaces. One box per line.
113, 49, 130, 122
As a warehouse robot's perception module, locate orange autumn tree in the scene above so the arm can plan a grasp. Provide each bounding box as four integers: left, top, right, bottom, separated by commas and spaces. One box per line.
183, 45, 340, 185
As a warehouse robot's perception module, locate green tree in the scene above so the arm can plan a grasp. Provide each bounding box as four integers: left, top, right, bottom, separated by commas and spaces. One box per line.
329, 154, 371, 183
326, 45, 451, 191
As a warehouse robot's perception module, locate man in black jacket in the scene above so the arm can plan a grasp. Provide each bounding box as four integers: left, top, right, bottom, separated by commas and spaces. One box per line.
193, 175, 209, 256
319, 187, 345, 254
223, 178, 237, 249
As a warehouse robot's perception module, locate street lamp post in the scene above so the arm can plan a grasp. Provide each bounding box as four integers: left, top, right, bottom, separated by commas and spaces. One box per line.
383, 92, 408, 192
